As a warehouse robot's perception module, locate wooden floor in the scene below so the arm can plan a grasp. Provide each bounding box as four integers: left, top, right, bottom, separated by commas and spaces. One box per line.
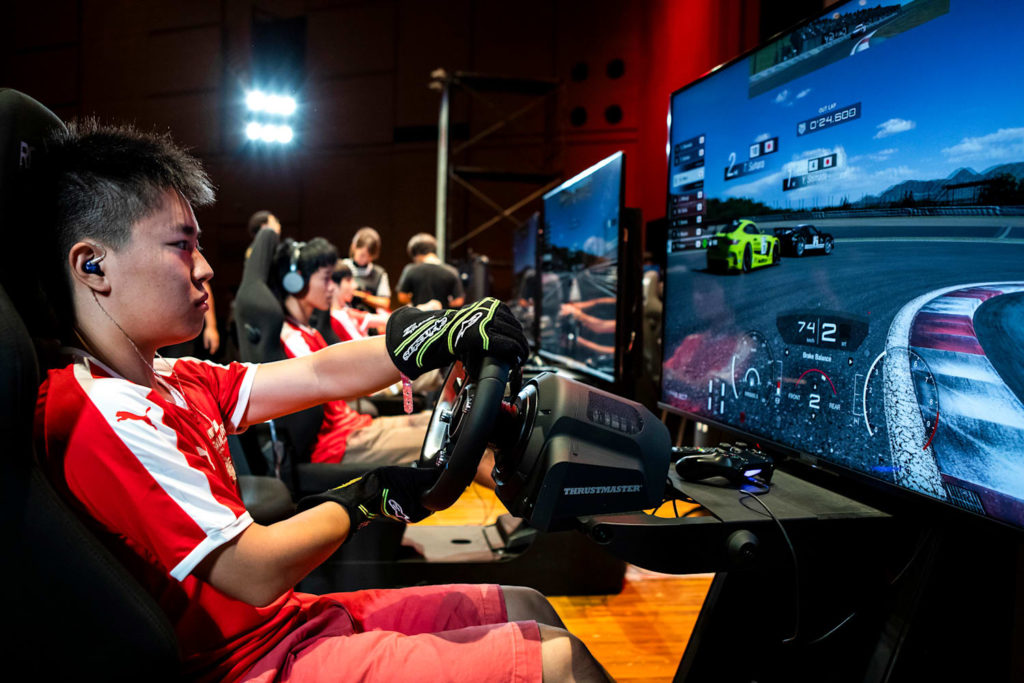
419, 483, 714, 682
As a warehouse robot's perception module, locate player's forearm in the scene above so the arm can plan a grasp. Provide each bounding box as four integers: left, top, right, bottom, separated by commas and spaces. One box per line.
576, 296, 616, 311
576, 336, 615, 355
244, 336, 399, 424
577, 311, 615, 334
366, 312, 389, 332
358, 291, 391, 310
200, 503, 351, 607
312, 335, 399, 397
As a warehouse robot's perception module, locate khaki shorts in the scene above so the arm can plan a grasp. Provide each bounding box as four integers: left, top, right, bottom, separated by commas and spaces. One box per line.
342, 411, 432, 466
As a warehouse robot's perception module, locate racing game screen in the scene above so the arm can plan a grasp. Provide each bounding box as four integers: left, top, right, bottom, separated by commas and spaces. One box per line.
662, 0, 1024, 530
540, 151, 624, 383
509, 212, 539, 347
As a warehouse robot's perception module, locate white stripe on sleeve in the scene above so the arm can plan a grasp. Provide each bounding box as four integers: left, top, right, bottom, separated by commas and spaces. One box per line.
229, 363, 258, 433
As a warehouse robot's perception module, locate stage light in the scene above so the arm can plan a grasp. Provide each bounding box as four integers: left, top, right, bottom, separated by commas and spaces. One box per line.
246, 90, 296, 116
268, 94, 297, 116
245, 121, 294, 145
259, 124, 277, 143
246, 90, 267, 112
244, 88, 297, 145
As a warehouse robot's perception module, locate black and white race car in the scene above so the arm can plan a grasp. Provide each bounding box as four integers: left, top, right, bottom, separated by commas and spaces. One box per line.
773, 224, 834, 257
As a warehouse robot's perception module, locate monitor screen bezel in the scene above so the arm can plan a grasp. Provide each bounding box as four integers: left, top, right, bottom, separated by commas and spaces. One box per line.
509, 211, 541, 350
658, 0, 1024, 536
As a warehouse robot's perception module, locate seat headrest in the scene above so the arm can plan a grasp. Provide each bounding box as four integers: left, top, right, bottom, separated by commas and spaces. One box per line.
0, 89, 66, 220
0, 89, 68, 351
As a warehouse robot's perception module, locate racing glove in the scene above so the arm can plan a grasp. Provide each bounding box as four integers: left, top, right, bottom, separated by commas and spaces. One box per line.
297, 466, 441, 535
385, 297, 529, 379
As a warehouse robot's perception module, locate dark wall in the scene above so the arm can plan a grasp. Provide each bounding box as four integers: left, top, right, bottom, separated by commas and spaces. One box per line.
1, 0, 759, 324
759, 0, 828, 41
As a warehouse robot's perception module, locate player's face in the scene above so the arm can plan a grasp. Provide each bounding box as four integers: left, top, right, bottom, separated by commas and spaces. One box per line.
336, 275, 355, 304
303, 265, 337, 312
351, 246, 372, 267
106, 189, 212, 351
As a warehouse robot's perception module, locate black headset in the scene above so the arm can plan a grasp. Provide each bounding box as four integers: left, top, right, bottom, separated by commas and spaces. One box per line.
281, 240, 306, 294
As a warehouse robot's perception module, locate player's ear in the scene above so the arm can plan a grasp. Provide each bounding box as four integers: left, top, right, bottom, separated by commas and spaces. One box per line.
69, 241, 112, 294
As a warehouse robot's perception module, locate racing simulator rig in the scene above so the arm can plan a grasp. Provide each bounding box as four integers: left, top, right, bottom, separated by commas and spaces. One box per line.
6, 0, 1024, 678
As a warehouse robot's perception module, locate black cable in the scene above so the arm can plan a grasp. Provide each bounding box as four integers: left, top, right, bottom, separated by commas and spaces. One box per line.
662, 478, 697, 505
648, 486, 678, 517
805, 610, 857, 646
887, 529, 932, 586
647, 499, 673, 516
803, 527, 933, 646
741, 484, 800, 644
649, 497, 700, 519
687, 476, 934, 649
654, 478, 703, 518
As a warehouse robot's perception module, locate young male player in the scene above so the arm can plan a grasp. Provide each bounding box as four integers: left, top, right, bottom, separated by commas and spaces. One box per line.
33, 120, 609, 681
329, 261, 390, 341
273, 236, 438, 468
397, 232, 466, 308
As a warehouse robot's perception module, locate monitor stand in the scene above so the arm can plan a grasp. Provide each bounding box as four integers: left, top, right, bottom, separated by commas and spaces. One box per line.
577, 468, 1024, 682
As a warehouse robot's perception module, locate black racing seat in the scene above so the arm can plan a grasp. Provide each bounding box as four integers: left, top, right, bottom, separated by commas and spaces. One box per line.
0, 282, 181, 678
0, 88, 180, 677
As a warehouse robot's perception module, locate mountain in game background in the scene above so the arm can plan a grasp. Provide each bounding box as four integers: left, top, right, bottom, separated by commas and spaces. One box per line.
707, 162, 1024, 222
857, 162, 1024, 207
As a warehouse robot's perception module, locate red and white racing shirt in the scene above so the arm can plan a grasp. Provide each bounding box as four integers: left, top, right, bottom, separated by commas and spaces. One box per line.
330, 305, 372, 342
34, 351, 347, 680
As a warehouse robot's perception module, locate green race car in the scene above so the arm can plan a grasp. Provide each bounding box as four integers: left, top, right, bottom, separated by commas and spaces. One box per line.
706, 219, 781, 273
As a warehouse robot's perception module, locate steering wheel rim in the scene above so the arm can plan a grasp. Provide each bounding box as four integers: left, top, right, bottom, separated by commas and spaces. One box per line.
418, 357, 510, 511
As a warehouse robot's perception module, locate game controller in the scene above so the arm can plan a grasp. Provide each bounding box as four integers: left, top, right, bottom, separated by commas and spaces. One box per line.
673, 442, 775, 486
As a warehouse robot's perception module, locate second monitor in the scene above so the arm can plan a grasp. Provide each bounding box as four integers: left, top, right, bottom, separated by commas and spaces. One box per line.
538, 151, 641, 393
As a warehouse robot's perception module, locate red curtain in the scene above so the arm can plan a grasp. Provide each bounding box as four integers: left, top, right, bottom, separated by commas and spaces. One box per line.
636, 0, 760, 227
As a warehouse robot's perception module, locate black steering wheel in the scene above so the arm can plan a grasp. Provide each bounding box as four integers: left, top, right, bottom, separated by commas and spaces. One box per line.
418, 357, 510, 511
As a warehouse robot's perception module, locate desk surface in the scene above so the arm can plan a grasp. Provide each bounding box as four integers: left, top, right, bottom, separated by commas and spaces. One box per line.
671, 469, 891, 525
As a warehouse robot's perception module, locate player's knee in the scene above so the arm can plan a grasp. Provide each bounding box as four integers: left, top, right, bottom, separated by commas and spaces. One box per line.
538, 624, 605, 683
474, 449, 496, 488
502, 585, 564, 626
539, 624, 574, 681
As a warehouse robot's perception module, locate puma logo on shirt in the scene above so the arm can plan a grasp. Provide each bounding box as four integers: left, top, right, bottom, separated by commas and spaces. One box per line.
115, 406, 156, 430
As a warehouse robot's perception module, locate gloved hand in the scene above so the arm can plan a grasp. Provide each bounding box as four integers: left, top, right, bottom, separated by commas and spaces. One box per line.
386, 297, 529, 379
297, 466, 441, 535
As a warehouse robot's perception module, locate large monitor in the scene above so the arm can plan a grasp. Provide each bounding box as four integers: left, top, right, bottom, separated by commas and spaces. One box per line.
661, 0, 1024, 532
509, 212, 540, 349
539, 151, 630, 386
